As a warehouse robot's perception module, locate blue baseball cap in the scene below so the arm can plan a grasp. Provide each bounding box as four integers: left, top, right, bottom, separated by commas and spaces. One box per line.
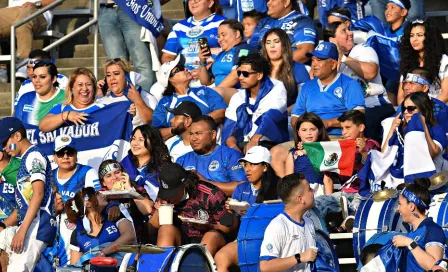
306, 42, 339, 60
0, 117, 24, 145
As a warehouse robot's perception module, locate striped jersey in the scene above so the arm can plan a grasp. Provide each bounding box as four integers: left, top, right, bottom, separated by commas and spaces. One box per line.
163, 13, 226, 70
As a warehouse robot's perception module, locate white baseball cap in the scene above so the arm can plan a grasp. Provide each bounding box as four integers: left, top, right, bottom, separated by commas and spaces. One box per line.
239, 146, 272, 164
54, 135, 76, 152
156, 54, 185, 88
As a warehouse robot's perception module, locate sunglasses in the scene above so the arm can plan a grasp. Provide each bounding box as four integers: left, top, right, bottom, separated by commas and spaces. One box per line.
170, 65, 185, 77
30, 59, 53, 68
411, 17, 427, 25
55, 148, 76, 158
402, 105, 418, 113
237, 70, 258, 78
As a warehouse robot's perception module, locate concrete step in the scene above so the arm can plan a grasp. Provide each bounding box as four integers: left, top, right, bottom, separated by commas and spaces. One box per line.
0, 107, 11, 118
0, 82, 20, 93
74, 44, 107, 58
0, 92, 12, 108
56, 0, 90, 10
56, 57, 108, 68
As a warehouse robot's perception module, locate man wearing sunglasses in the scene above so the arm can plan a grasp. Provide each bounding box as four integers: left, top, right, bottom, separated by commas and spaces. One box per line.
15, 50, 68, 103
52, 135, 101, 204
0, 117, 56, 271
165, 101, 202, 162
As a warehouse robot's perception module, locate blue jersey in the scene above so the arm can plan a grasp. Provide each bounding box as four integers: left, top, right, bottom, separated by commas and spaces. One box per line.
292, 73, 365, 135
0, 182, 16, 222
235, 0, 267, 22
385, 22, 407, 42
163, 14, 226, 70
14, 88, 66, 125
15, 73, 68, 106
49, 102, 104, 115
177, 145, 247, 183
54, 164, 101, 203
249, 11, 317, 50
16, 145, 56, 244
152, 86, 227, 128
231, 182, 258, 204
211, 42, 255, 86
403, 217, 445, 271
70, 215, 127, 253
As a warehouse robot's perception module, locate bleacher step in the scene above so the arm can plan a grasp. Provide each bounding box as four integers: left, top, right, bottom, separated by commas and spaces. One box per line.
56, 57, 108, 68
0, 106, 11, 117
73, 44, 107, 58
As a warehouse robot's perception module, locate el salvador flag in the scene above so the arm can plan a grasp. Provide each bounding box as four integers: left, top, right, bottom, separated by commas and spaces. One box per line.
358, 113, 438, 197
222, 77, 289, 144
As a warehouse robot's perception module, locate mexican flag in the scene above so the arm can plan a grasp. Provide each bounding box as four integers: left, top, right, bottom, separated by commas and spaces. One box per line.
303, 140, 356, 176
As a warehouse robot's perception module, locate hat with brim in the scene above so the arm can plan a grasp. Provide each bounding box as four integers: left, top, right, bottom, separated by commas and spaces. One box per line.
238, 146, 272, 164
306, 42, 339, 60
156, 54, 186, 88
54, 135, 76, 152
157, 163, 188, 200
0, 117, 23, 145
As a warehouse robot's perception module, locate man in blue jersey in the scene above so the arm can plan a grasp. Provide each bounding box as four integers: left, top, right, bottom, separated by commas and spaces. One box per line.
249, 0, 317, 63
177, 115, 247, 196
0, 117, 56, 271
291, 42, 365, 136
165, 101, 202, 162
384, 0, 411, 42
53, 135, 101, 203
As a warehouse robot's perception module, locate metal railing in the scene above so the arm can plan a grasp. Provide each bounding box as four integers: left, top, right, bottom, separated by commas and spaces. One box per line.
9, 0, 99, 114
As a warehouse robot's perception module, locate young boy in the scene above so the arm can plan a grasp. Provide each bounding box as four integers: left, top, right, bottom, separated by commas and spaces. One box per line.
259, 173, 317, 272
242, 10, 263, 42
314, 110, 379, 232
0, 117, 56, 271
384, 0, 411, 42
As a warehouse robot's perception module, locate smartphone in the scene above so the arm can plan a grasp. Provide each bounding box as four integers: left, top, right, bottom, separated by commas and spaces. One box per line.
198, 37, 211, 57
101, 77, 109, 95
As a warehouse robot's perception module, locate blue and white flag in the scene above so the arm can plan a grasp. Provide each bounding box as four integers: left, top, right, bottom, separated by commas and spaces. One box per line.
222, 77, 289, 144
360, 226, 428, 272
358, 113, 438, 196
114, 0, 164, 37
24, 102, 133, 171
351, 15, 386, 35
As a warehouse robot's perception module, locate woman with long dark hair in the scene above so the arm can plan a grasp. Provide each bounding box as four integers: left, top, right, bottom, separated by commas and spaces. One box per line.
121, 125, 171, 201
66, 187, 135, 266
214, 146, 279, 272
391, 178, 445, 271
397, 18, 448, 104
383, 92, 446, 180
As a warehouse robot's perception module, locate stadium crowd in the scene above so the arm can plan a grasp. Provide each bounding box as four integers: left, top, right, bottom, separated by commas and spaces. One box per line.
0, 0, 447, 271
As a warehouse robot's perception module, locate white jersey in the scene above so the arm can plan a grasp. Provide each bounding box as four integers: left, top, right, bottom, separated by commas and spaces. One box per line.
165, 135, 193, 162
260, 213, 316, 272
15, 74, 68, 106
341, 44, 390, 108
96, 91, 157, 129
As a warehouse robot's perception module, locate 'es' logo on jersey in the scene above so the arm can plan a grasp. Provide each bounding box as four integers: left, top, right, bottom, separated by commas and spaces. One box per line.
208, 160, 220, 171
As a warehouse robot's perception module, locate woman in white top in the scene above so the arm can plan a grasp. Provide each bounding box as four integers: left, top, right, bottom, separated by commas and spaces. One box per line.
96, 58, 157, 128
398, 18, 448, 105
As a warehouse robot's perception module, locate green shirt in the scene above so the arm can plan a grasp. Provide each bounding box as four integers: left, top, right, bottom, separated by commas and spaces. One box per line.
0, 157, 21, 186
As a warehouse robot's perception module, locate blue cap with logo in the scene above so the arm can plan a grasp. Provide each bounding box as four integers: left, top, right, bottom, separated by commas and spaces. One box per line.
306, 42, 339, 60
0, 117, 24, 145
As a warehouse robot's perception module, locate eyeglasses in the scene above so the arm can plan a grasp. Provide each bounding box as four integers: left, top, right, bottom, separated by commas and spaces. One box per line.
237, 70, 258, 78
55, 148, 76, 158
402, 105, 418, 113
170, 64, 185, 77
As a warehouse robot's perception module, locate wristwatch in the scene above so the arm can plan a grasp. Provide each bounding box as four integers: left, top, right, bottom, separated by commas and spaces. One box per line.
295, 253, 301, 263
408, 241, 418, 251
35, 1, 42, 8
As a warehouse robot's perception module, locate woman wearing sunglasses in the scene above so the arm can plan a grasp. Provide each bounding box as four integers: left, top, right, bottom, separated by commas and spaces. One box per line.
39, 68, 104, 132
152, 55, 227, 141
383, 92, 446, 178
97, 58, 157, 128
397, 18, 448, 105
222, 53, 288, 153
65, 187, 136, 267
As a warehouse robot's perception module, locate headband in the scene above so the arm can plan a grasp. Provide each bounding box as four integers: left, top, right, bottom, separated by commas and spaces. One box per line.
330, 12, 351, 21
404, 73, 430, 86
99, 162, 121, 180
388, 0, 406, 9
401, 188, 429, 209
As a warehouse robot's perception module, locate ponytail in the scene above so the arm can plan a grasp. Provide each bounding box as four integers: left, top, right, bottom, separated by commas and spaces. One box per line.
255, 164, 279, 203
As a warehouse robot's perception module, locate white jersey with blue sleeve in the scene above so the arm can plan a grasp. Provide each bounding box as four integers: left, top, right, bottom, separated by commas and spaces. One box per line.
152, 86, 227, 128
176, 145, 247, 183
165, 135, 193, 162
15, 73, 68, 106
292, 74, 365, 135
259, 213, 316, 272
54, 164, 101, 203
249, 11, 317, 50
16, 145, 56, 245
163, 14, 226, 70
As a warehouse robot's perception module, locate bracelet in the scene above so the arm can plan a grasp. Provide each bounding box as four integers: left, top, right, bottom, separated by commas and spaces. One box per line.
61, 112, 65, 123
99, 250, 106, 257
66, 111, 71, 122
200, 61, 208, 67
